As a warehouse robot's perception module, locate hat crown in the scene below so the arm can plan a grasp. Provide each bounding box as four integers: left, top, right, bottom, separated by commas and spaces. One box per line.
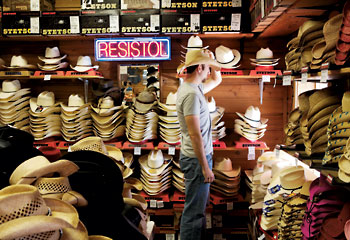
215, 45, 234, 63
279, 166, 305, 189
244, 106, 261, 121
70, 136, 108, 155
187, 35, 203, 48
147, 150, 164, 169
0, 185, 48, 224
342, 91, 350, 112
34, 177, 72, 195
256, 48, 273, 59
98, 96, 114, 109
166, 92, 177, 105
2, 80, 21, 93
214, 158, 233, 172
76, 56, 93, 66
185, 49, 213, 65
68, 94, 84, 107
45, 47, 61, 58
137, 90, 156, 103
37, 91, 55, 107
10, 55, 29, 67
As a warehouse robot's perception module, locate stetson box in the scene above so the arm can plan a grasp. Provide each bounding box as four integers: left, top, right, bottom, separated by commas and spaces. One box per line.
81, 0, 119, 10
2, 0, 54, 11
80, 10, 119, 34
161, 11, 200, 34
202, 0, 242, 13
2, 11, 41, 35
120, 0, 159, 9
161, 0, 201, 14
40, 11, 80, 35
201, 13, 243, 33
120, 9, 160, 34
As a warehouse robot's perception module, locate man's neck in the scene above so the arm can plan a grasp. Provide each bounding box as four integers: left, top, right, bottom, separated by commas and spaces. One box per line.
184, 74, 202, 85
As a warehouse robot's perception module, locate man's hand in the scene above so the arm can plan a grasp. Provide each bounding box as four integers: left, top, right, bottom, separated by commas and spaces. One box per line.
202, 166, 215, 183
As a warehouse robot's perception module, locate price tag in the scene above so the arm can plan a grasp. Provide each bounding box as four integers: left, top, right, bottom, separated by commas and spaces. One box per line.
30, 17, 40, 34
121, 3, 127, 9
275, 148, 280, 159
150, 200, 157, 208
162, 0, 171, 8
70, 16, 80, 34
248, 146, 255, 160
166, 234, 175, 240
321, 69, 328, 82
232, 0, 242, 7
157, 201, 164, 208
31, 0, 40, 11
206, 213, 212, 229
150, 15, 160, 31
190, 14, 200, 31
301, 72, 308, 83
227, 202, 233, 210
134, 146, 141, 155
258, 233, 265, 240
262, 75, 270, 83
44, 75, 51, 81
282, 75, 292, 86
109, 15, 119, 33
98, 0, 104, 2
168, 146, 175, 155
231, 14, 241, 31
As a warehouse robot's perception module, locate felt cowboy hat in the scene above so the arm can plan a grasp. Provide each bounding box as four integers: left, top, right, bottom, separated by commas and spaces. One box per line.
214, 45, 241, 69
60, 94, 88, 112
2, 55, 36, 69
0, 80, 30, 100
10, 155, 79, 185
181, 35, 208, 50
70, 56, 99, 72
38, 46, 67, 64
177, 49, 221, 74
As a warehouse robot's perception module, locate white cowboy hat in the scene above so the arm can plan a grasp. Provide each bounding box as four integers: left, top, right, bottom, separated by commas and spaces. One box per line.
0, 80, 30, 100
3, 55, 36, 69
250, 48, 280, 63
139, 150, 172, 176
134, 90, 157, 113
61, 94, 86, 112
29, 91, 56, 113
70, 56, 99, 72
91, 96, 123, 116
215, 45, 241, 68
38, 62, 69, 71
181, 35, 208, 50
236, 106, 268, 128
38, 46, 67, 64
158, 92, 177, 112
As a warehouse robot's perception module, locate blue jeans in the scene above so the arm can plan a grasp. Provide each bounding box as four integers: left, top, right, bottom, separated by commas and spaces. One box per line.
179, 152, 212, 240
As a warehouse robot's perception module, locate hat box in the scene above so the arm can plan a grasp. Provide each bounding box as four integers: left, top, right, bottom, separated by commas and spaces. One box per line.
40, 11, 80, 35
80, 9, 119, 35
120, 0, 159, 10
201, 13, 242, 33
161, 11, 200, 34
120, 9, 160, 34
161, 0, 201, 14
2, 0, 54, 11
81, 0, 119, 10
2, 11, 41, 35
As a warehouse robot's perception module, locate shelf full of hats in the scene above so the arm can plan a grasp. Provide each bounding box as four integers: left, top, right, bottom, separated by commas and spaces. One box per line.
0, 0, 253, 38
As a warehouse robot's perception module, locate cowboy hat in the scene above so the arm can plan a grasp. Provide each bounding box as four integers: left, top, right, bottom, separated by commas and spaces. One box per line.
0, 80, 30, 100
134, 90, 157, 113
60, 94, 88, 112
29, 91, 58, 113
70, 56, 99, 72
181, 35, 208, 50
38, 46, 67, 65
177, 49, 221, 74
91, 96, 123, 117
236, 106, 268, 128
250, 48, 279, 66
139, 150, 172, 176
214, 45, 241, 68
158, 92, 177, 112
38, 62, 69, 71
212, 158, 240, 178
2, 55, 36, 69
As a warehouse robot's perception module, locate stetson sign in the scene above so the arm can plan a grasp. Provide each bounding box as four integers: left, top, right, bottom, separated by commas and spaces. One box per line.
95, 37, 171, 61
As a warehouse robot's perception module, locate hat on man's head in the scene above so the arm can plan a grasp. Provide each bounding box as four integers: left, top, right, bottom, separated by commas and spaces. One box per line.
177, 49, 221, 74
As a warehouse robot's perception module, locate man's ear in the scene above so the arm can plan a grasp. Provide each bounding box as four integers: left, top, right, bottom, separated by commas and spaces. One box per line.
197, 64, 203, 73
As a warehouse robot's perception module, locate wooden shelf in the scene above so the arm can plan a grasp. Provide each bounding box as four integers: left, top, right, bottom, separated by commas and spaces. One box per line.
292, 68, 350, 82
0, 71, 104, 79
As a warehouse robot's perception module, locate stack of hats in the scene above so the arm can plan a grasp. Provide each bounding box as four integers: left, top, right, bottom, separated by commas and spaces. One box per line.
214, 45, 241, 69
158, 92, 181, 144
235, 106, 268, 141
91, 96, 126, 141
303, 87, 342, 157
286, 20, 325, 71
261, 165, 306, 231
0, 80, 30, 131
38, 46, 68, 71
250, 48, 279, 68
211, 157, 241, 197
122, 177, 147, 212
126, 90, 158, 143
298, 90, 316, 151
138, 150, 173, 195
2, 55, 36, 70
338, 137, 350, 183
207, 97, 226, 141
336, 1, 350, 65
172, 158, 185, 193
29, 91, 61, 140
301, 175, 348, 239
322, 91, 350, 165
277, 181, 312, 240
60, 94, 93, 142
284, 108, 303, 146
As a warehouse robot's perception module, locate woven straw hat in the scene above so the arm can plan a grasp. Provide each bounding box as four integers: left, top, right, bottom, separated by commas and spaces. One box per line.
177, 49, 221, 74
0, 80, 30, 100
236, 106, 268, 128
215, 45, 241, 68
70, 56, 99, 72
307, 88, 341, 119
10, 156, 79, 185
139, 150, 172, 176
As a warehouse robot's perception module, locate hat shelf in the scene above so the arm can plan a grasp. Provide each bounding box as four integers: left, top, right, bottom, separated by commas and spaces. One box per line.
283, 67, 350, 82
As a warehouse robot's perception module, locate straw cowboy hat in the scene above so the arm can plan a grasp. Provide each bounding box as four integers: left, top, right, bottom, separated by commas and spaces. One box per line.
307, 88, 341, 119
134, 90, 157, 113
2, 55, 36, 69
286, 20, 325, 48
213, 158, 241, 178
177, 49, 221, 74
181, 35, 208, 50
60, 94, 87, 112
158, 91, 177, 112
70, 56, 99, 72
214, 45, 241, 68
38, 46, 67, 64
0, 184, 83, 240
139, 150, 172, 176
122, 187, 147, 211
30, 91, 57, 113
250, 48, 279, 66
0, 80, 30, 100
236, 106, 268, 128
91, 96, 123, 117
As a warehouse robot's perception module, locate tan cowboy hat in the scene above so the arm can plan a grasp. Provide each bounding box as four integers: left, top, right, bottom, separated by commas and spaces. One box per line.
91, 96, 123, 117
122, 187, 147, 211
38, 62, 69, 71
38, 46, 67, 65
3, 55, 36, 69
214, 45, 241, 68
70, 56, 99, 72
307, 104, 340, 128
30, 91, 59, 114
89, 236, 113, 240
307, 88, 341, 119
60, 94, 88, 112
213, 158, 241, 178
286, 20, 325, 48
10, 156, 79, 185
177, 49, 221, 74
0, 80, 30, 100
134, 90, 157, 113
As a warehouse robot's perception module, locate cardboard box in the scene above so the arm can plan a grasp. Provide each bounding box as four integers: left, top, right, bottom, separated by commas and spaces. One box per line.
120, 9, 160, 34
2, 0, 54, 11
161, 0, 201, 14
120, 0, 159, 9
2, 11, 41, 35
81, 0, 119, 10
202, 0, 242, 13
80, 10, 119, 34
161, 11, 200, 34
40, 11, 80, 35
201, 13, 242, 33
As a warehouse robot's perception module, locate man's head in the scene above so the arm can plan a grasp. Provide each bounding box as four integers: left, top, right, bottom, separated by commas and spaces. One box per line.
178, 49, 220, 75
185, 64, 211, 82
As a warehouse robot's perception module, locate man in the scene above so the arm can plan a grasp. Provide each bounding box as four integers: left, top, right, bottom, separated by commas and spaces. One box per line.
176, 49, 222, 240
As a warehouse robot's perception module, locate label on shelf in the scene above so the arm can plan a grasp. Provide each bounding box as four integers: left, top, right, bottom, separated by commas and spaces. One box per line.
227, 202, 234, 210
44, 75, 51, 81
168, 145, 176, 155
134, 146, 141, 155
70, 16, 80, 34
157, 200, 164, 208
248, 146, 255, 160
301, 67, 308, 83
150, 15, 160, 32
231, 13, 241, 31
282, 74, 291, 86
321, 69, 328, 83
109, 15, 119, 33
232, 0, 242, 7
150, 199, 157, 208
190, 14, 200, 31
31, 0, 40, 11
206, 213, 212, 229
262, 75, 270, 83
166, 234, 175, 240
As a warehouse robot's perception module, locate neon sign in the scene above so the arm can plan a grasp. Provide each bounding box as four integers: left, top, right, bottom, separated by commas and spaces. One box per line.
95, 37, 171, 61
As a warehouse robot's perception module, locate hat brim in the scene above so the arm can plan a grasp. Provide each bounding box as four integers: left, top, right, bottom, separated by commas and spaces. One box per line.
70, 65, 99, 72
38, 54, 67, 64
217, 49, 241, 68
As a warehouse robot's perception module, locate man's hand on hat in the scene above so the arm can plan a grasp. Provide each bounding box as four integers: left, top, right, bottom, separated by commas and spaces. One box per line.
204, 49, 221, 72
